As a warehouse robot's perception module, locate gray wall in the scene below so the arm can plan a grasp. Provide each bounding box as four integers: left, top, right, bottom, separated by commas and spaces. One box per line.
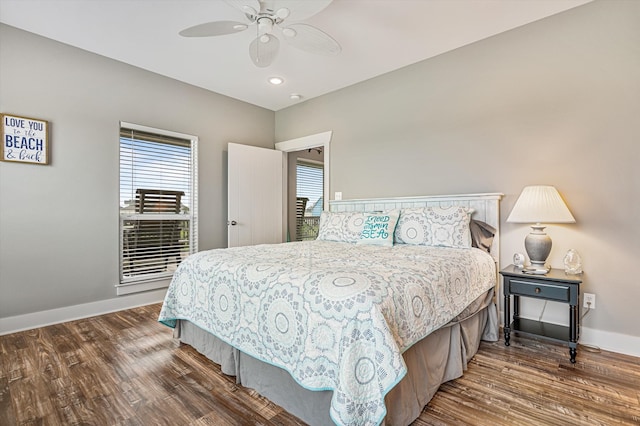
276, 0, 640, 339
0, 24, 274, 318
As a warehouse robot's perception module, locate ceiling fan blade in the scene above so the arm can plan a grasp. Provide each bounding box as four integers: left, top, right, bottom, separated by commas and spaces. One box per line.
249, 34, 280, 67
281, 23, 341, 56
266, 0, 333, 22
179, 21, 248, 37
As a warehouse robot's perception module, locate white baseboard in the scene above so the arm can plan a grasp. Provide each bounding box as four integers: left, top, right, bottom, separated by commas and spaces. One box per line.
0, 289, 167, 335
580, 327, 640, 358
498, 309, 639, 358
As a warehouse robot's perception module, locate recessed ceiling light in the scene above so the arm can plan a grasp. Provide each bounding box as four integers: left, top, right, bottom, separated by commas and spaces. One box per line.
290, 94, 302, 101
269, 77, 284, 85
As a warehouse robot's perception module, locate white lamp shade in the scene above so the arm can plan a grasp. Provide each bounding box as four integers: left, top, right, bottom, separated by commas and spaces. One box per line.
507, 185, 575, 224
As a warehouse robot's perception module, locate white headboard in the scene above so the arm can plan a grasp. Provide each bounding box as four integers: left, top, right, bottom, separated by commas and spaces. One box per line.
329, 193, 503, 264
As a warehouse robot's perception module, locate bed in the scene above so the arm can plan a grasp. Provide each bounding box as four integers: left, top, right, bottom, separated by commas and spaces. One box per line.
158, 193, 503, 426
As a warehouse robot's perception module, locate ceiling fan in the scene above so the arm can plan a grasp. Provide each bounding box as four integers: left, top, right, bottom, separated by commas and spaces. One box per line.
179, 0, 341, 68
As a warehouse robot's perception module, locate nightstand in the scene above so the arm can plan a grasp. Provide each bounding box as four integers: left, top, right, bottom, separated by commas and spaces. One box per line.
500, 265, 582, 363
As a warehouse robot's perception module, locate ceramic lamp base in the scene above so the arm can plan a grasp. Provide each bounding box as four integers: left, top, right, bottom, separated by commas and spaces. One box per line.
524, 223, 552, 269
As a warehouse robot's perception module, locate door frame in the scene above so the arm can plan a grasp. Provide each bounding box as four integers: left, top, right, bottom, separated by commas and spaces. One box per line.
275, 130, 333, 211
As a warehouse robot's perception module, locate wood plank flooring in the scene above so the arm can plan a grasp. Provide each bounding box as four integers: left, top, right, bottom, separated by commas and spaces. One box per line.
1, 303, 638, 425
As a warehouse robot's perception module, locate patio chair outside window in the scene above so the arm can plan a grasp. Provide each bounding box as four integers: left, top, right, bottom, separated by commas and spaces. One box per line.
295, 197, 308, 241
123, 189, 186, 276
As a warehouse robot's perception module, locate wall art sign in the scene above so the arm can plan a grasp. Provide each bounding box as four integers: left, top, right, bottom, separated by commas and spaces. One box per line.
1, 113, 49, 165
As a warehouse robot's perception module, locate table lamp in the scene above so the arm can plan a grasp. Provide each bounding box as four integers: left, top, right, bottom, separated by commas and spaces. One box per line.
507, 185, 575, 274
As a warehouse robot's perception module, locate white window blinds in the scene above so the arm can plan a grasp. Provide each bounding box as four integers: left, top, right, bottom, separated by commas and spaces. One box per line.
296, 161, 324, 214
119, 124, 198, 289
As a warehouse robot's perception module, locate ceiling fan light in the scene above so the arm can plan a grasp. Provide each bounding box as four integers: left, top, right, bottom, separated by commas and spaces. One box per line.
250, 33, 279, 67
282, 27, 296, 38
257, 17, 273, 34
260, 34, 271, 43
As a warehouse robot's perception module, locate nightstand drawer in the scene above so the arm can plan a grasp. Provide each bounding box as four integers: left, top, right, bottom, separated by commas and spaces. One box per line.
509, 279, 570, 302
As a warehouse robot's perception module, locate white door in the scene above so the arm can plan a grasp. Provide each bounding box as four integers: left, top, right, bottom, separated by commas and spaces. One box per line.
228, 143, 285, 247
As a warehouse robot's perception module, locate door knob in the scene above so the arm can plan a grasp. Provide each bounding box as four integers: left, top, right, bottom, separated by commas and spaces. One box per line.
227, 220, 237, 226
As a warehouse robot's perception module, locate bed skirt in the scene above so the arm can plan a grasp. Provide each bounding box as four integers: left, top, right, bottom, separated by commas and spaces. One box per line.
175, 289, 498, 426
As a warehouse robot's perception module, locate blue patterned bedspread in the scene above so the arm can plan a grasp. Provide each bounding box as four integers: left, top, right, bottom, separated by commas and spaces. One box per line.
158, 240, 495, 425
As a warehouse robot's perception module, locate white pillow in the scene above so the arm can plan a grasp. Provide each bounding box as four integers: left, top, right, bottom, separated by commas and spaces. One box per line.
357, 210, 400, 247
316, 211, 366, 243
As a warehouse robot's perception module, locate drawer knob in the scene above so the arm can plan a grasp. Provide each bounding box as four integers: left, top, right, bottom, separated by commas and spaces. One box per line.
535, 287, 541, 294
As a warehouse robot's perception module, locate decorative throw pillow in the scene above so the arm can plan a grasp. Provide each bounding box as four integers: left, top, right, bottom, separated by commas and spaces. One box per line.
470, 219, 496, 253
394, 208, 431, 245
357, 210, 400, 246
316, 211, 366, 243
425, 206, 474, 248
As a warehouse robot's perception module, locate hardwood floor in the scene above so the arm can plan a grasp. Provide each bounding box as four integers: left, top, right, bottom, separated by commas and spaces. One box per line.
1, 304, 638, 425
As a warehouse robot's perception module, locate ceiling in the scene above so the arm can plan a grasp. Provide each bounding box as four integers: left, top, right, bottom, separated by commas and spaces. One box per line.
0, 0, 591, 111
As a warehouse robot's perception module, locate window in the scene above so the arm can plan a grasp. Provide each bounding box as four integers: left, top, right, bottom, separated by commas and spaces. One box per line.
296, 160, 323, 241
118, 122, 198, 295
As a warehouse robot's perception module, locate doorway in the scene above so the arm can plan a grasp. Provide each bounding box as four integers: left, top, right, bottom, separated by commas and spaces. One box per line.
275, 131, 332, 242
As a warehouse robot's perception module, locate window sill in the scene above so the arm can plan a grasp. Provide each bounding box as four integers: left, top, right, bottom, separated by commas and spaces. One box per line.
116, 278, 171, 296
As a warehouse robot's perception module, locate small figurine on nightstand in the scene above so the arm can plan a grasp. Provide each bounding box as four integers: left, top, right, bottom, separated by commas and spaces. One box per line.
563, 249, 583, 275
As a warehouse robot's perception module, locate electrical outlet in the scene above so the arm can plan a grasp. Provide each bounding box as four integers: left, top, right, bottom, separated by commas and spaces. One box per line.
583, 293, 596, 309
334, 192, 342, 201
